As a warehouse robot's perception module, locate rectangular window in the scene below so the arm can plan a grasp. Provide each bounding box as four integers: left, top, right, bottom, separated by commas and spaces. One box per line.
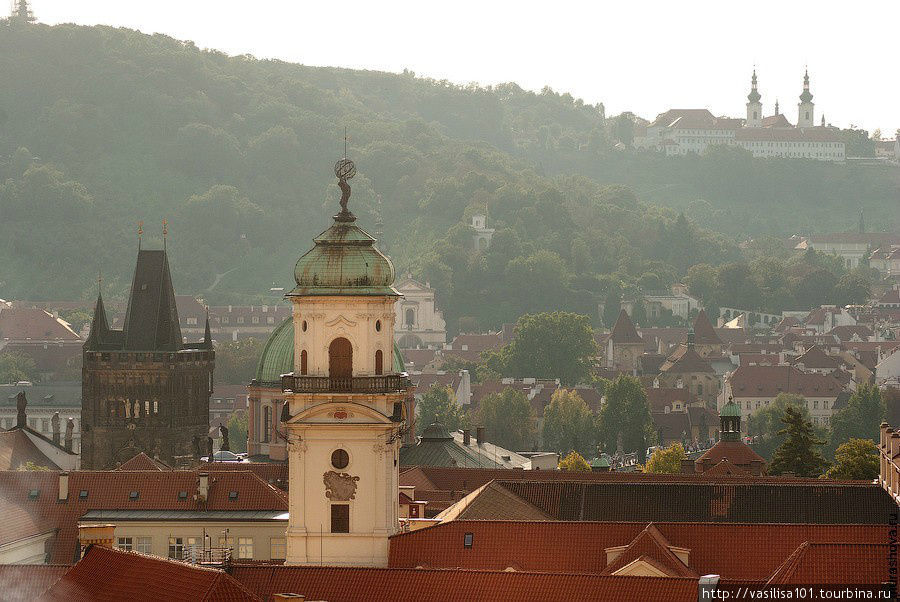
270, 538, 287, 560
117, 537, 133, 551
331, 504, 350, 533
219, 536, 234, 551
238, 537, 253, 559
136, 537, 152, 554
263, 406, 272, 443
252, 316, 259, 324
168, 537, 184, 559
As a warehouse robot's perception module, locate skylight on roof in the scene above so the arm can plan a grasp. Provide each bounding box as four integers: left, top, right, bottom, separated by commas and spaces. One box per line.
79, 490, 88, 499
463, 532, 473, 548
228, 491, 238, 500
178, 491, 188, 500
129, 490, 139, 500
28, 489, 39, 500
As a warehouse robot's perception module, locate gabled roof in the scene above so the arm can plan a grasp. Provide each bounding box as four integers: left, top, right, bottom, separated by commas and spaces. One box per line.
436, 481, 554, 521
766, 542, 890, 585
400, 426, 504, 469
230, 565, 699, 602
115, 451, 169, 471
692, 310, 721, 345
0, 306, 81, 341
728, 365, 843, 398
761, 113, 792, 128
388, 520, 888, 581
696, 440, 766, 469
600, 524, 697, 577
827, 325, 873, 342
699, 459, 752, 478
659, 345, 714, 374
0, 429, 63, 470
791, 345, 840, 370
40, 545, 258, 601
609, 310, 643, 345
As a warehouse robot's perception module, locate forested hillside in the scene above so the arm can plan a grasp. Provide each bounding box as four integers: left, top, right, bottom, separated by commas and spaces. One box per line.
0, 22, 896, 331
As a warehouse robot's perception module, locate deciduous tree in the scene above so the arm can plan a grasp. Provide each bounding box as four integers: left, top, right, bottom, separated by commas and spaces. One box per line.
826, 438, 878, 480
542, 389, 597, 458
476, 388, 536, 452
417, 385, 466, 435
644, 443, 686, 474
596, 375, 653, 461
558, 451, 591, 472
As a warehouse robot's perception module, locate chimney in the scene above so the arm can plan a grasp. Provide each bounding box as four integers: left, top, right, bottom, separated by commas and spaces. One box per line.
198, 472, 209, 502
462, 429, 471, 445
680, 458, 696, 474
476, 427, 485, 446
78, 524, 116, 556
51, 412, 61, 445
59, 471, 69, 501
64, 418, 74, 452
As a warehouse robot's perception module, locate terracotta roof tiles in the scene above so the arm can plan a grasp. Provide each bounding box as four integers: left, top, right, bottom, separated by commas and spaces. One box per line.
0, 565, 69, 601
609, 310, 643, 345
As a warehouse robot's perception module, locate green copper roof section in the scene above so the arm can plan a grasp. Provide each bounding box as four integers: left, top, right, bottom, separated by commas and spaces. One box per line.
290, 221, 399, 297
254, 318, 294, 386
393, 342, 405, 373
720, 400, 741, 417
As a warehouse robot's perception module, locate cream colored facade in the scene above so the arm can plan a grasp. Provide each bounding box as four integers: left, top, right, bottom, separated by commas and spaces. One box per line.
284, 299, 405, 567
77, 517, 288, 561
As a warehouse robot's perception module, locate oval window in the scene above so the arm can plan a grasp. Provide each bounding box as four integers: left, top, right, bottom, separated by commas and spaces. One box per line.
375, 320, 381, 332
331, 448, 349, 470
302, 320, 308, 332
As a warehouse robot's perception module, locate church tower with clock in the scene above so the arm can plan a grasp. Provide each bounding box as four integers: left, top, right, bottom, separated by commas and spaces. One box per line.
282, 156, 409, 566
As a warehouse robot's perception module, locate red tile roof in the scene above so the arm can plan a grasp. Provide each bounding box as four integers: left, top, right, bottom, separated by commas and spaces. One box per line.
696, 440, 766, 468
692, 310, 721, 345
41, 544, 257, 601
115, 452, 166, 471
0, 565, 69, 601
600, 524, 697, 577
0, 469, 288, 564
697, 459, 752, 478
0, 307, 82, 341
608, 310, 643, 345
728, 365, 843, 398
230, 565, 699, 602
766, 542, 890, 585
0, 429, 63, 470
388, 520, 887, 581
791, 345, 840, 370
659, 345, 714, 374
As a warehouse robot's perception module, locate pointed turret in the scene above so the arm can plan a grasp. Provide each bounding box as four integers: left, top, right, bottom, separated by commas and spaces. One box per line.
692, 310, 721, 345
84, 292, 111, 351
797, 69, 815, 128
609, 309, 643, 344
201, 310, 213, 350
746, 70, 762, 127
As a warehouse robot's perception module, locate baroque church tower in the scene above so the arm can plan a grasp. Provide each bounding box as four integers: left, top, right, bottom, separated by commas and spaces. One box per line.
745, 69, 762, 127
81, 241, 214, 469
797, 69, 815, 128
283, 156, 408, 566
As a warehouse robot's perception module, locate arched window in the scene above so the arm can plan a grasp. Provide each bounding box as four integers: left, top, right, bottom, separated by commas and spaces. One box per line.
329, 338, 352, 379
300, 349, 308, 375
405, 308, 415, 326
375, 350, 383, 375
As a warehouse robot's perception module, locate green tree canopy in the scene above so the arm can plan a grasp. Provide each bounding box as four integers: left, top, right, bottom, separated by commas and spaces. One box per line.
485, 312, 596, 386
476, 388, 536, 452
215, 338, 264, 385
746, 393, 812, 461
226, 410, 248, 454
0, 352, 37, 383
644, 443, 687, 474
558, 450, 592, 472
829, 383, 885, 454
416, 385, 466, 435
769, 406, 829, 477
541, 389, 597, 458
825, 438, 878, 480
597, 375, 653, 460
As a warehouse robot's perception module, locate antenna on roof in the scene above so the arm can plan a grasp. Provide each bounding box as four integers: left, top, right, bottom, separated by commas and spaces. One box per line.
137, 220, 143, 251
162, 218, 168, 251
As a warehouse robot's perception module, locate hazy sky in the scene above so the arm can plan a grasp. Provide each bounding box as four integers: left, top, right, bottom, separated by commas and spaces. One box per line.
28, 1, 900, 135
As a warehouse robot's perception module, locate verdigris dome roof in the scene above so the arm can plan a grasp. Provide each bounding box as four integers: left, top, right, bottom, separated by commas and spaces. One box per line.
291, 220, 398, 296
254, 318, 294, 386
720, 400, 742, 417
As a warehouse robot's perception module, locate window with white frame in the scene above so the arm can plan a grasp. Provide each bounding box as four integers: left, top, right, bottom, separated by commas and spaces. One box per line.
237, 537, 253, 559
116, 537, 133, 551
270, 538, 286, 560
136, 537, 152, 554
168, 537, 184, 559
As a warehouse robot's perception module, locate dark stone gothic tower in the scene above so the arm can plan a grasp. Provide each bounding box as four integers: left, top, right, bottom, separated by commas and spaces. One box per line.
81, 249, 214, 468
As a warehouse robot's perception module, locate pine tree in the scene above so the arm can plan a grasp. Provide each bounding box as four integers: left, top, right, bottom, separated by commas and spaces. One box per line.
769, 406, 828, 477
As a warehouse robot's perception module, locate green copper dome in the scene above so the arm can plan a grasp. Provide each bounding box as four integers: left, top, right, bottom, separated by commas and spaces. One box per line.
290, 220, 398, 297
254, 318, 295, 386
720, 400, 741, 417
253, 317, 406, 386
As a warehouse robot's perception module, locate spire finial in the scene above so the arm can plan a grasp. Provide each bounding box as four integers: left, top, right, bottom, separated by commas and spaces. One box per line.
333, 131, 357, 222
138, 220, 144, 250
162, 218, 168, 250
97, 270, 102, 294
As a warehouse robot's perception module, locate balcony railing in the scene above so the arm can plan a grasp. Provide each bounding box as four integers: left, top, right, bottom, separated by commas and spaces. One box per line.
282, 373, 410, 394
